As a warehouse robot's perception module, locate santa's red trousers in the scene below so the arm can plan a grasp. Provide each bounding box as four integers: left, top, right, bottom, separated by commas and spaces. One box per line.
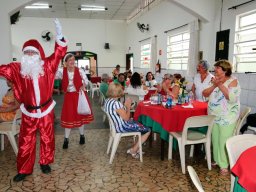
17, 110, 55, 174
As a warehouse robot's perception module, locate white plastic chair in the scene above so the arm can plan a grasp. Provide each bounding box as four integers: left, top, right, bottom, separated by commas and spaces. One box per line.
0, 109, 22, 155
233, 107, 251, 135
88, 81, 99, 98
226, 134, 256, 192
105, 112, 143, 164
99, 90, 106, 122
168, 115, 215, 174
187, 166, 205, 192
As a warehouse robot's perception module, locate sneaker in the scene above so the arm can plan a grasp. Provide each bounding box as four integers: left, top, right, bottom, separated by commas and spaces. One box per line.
63, 138, 69, 149
13, 173, 30, 182
40, 164, 51, 174
79, 135, 85, 145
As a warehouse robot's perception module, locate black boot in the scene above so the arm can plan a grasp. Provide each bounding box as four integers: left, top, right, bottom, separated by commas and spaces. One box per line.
63, 138, 69, 149
79, 135, 85, 145
13, 173, 30, 182
40, 164, 51, 174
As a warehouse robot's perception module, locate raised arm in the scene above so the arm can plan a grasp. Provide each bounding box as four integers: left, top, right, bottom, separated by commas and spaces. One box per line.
47, 19, 67, 73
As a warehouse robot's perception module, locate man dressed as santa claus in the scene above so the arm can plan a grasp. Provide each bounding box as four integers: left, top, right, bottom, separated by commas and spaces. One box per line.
0, 19, 67, 182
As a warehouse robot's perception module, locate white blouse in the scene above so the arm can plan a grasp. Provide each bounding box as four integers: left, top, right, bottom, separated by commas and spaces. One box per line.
55, 68, 89, 92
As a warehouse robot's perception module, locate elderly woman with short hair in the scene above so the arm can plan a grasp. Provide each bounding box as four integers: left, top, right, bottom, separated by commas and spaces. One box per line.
203, 60, 240, 175
99, 73, 110, 98
104, 83, 151, 158
192, 60, 214, 101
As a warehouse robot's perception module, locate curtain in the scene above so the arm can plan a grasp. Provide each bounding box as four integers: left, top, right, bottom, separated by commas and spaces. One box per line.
150, 36, 157, 73
187, 20, 199, 77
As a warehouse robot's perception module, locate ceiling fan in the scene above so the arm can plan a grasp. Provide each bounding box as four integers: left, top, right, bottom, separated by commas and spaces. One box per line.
137, 22, 149, 32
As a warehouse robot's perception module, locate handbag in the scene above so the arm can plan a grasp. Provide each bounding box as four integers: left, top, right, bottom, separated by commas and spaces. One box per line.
77, 90, 91, 115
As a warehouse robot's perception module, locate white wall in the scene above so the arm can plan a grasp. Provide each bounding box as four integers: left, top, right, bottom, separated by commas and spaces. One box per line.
2, 0, 256, 112
11, 17, 127, 76
217, 0, 256, 113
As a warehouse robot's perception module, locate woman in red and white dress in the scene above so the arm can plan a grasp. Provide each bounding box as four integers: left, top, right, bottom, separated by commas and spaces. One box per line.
56, 53, 94, 149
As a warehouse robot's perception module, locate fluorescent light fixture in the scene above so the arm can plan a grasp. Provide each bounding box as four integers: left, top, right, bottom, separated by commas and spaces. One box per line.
79, 5, 108, 11
25, 3, 52, 9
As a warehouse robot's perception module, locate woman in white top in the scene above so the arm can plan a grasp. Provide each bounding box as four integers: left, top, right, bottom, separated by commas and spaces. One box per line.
154, 63, 163, 84
192, 60, 214, 101
145, 72, 157, 88
126, 72, 148, 101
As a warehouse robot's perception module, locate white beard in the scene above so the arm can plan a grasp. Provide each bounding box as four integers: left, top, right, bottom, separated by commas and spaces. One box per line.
20, 54, 44, 79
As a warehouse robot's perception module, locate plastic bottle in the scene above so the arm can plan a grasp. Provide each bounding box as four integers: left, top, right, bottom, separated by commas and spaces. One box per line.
166, 96, 172, 109
188, 91, 194, 105
158, 93, 161, 105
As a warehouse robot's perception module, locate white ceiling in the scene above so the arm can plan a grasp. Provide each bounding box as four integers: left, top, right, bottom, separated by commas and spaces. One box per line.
20, 0, 142, 20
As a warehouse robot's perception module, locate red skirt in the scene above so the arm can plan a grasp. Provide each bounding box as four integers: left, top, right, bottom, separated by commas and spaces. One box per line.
61, 91, 94, 128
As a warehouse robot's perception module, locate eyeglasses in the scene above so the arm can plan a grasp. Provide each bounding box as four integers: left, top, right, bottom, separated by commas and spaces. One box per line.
163, 77, 171, 80
23, 50, 39, 55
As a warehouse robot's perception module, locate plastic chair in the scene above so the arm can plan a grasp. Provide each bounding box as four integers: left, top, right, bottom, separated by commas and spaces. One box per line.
105, 112, 143, 164
226, 134, 256, 192
99, 90, 106, 122
187, 166, 205, 192
0, 109, 22, 155
168, 115, 215, 174
233, 107, 251, 135
88, 81, 99, 98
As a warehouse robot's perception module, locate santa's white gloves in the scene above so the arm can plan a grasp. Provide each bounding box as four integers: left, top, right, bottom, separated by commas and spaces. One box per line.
54, 18, 63, 40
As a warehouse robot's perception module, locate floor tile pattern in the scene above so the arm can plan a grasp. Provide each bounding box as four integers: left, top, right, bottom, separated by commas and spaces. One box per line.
0, 94, 231, 191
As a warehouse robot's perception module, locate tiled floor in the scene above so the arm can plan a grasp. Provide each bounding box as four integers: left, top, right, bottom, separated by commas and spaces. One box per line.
0, 94, 231, 191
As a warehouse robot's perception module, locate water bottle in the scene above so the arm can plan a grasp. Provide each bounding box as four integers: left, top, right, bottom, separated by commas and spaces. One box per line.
178, 95, 182, 105
166, 96, 172, 109
188, 91, 194, 105
157, 94, 161, 105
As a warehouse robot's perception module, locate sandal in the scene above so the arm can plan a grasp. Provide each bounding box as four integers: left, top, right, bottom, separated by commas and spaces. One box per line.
211, 162, 218, 167
127, 149, 140, 159
220, 168, 229, 176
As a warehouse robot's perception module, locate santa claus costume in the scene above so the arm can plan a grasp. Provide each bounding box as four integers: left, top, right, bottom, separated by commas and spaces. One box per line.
0, 19, 67, 182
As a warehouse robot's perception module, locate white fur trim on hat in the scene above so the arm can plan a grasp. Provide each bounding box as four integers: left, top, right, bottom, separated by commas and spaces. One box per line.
23, 46, 40, 53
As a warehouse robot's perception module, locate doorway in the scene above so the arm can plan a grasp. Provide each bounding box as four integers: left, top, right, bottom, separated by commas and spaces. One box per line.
126, 53, 134, 72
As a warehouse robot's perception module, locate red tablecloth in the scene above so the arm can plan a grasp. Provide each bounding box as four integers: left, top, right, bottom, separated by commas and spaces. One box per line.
91, 77, 101, 83
144, 90, 157, 100
134, 101, 207, 132
232, 146, 256, 192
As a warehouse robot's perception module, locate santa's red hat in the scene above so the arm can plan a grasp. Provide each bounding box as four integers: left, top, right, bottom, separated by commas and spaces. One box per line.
22, 39, 45, 59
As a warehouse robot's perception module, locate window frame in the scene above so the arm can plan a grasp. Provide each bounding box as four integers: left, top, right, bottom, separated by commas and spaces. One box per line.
233, 10, 256, 73
140, 41, 151, 69
166, 27, 190, 71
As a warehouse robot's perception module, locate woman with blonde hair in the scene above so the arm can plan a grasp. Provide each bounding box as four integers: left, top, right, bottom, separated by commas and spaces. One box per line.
203, 60, 240, 175
104, 82, 150, 158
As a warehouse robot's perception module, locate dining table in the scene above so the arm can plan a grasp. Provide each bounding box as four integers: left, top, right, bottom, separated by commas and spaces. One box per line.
232, 146, 256, 192
133, 100, 208, 160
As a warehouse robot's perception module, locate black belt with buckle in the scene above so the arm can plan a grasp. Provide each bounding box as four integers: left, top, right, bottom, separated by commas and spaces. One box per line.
26, 98, 53, 110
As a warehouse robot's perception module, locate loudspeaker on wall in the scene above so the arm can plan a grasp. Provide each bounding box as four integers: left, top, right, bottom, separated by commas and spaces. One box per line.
104, 43, 110, 49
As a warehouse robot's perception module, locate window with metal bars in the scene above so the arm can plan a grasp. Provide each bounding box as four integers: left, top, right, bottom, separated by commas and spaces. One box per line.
140, 43, 151, 68
234, 10, 256, 72
167, 31, 190, 70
